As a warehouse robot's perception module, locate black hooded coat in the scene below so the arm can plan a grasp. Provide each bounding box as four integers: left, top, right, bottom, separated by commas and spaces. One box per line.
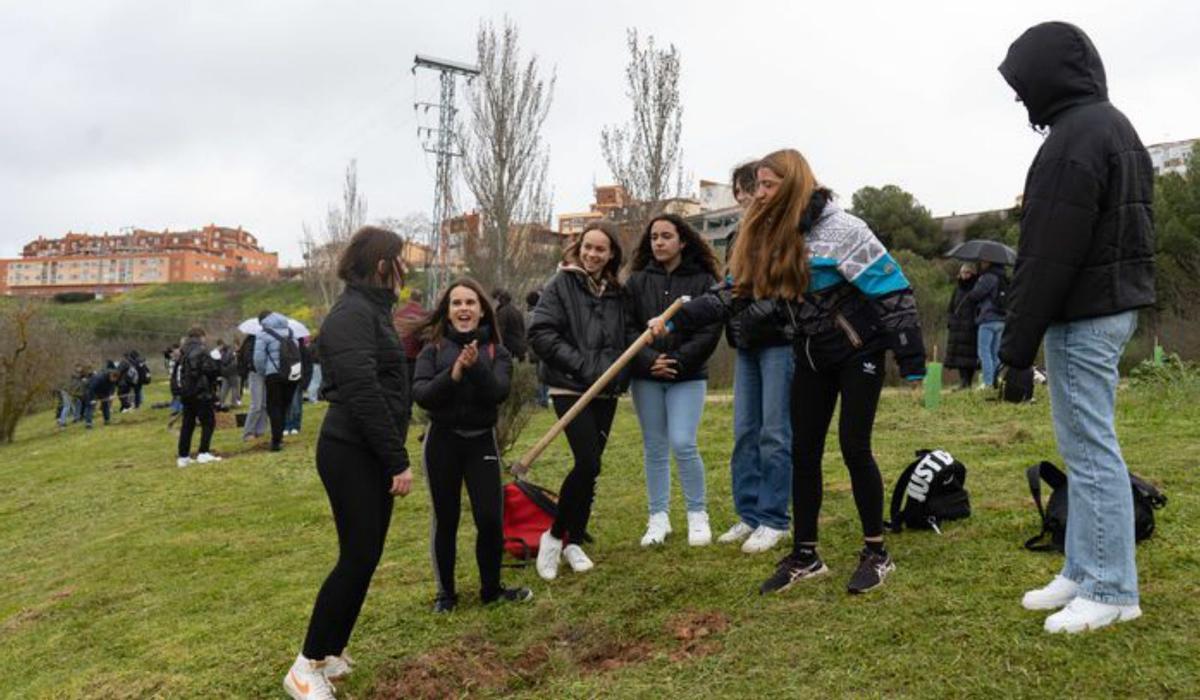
997, 21, 1155, 369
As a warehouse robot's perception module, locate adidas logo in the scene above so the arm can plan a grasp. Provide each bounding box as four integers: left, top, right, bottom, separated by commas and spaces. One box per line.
863, 362, 877, 375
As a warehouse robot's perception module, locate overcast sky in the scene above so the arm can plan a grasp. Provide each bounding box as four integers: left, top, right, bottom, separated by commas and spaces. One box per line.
3, 0, 1198, 265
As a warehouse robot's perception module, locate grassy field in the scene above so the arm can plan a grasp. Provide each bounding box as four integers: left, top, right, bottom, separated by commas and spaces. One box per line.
1, 375, 1197, 698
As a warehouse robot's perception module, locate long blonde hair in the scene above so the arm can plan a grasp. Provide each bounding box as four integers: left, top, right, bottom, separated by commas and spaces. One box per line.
728, 149, 817, 299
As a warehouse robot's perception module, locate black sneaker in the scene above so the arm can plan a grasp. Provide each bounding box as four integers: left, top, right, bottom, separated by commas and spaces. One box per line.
759, 552, 830, 594
432, 594, 458, 613
484, 586, 533, 605
847, 548, 895, 594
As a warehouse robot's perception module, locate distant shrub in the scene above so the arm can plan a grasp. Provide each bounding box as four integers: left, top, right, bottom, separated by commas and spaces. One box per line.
52, 292, 95, 304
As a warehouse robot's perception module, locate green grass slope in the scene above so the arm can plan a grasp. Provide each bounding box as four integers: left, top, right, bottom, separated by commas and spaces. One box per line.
1, 379, 1197, 698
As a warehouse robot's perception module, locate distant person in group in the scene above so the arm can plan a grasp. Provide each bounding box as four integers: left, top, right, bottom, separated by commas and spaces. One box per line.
528, 221, 629, 581
254, 311, 299, 451
284, 336, 315, 435
999, 22, 1155, 634
492, 288, 528, 362
57, 364, 90, 428
217, 338, 242, 409
175, 327, 222, 468
653, 149, 927, 595
967, 260, 1008, 388
624, 214, 722, 547
525, 289, 549, 408
166, 345, 183, 418
240, 314, 270, 441
116, 354, 140, 413
411, 277, 532, 613
395, 288, 426, 386
306, 335, 322, 403
82, 363, 121, 429
284, 226, 413, 699
945, 263, 981, 390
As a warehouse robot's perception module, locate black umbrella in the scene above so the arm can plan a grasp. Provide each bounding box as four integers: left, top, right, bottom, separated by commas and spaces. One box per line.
945, 239, 1017, 266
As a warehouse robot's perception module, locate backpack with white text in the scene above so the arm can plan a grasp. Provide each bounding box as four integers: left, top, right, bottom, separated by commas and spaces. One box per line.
264, 327, 303, 382
887, 449, 971, 533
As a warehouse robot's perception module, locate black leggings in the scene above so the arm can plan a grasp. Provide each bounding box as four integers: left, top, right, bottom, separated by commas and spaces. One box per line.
303, 436, 394, 660
177, 398, 215, 457
791, 349, 886, 544
550, 395, 617, 542
265, 376, 295, 445
423, 425, 503, 601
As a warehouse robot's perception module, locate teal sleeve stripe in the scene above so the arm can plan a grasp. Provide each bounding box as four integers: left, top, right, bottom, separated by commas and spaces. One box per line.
851, 254, 910, 297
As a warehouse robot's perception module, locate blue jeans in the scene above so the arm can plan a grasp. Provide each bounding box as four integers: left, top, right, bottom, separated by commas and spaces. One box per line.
57, 391, 80, 426
731, 345, 794, 530
82, 396, 111, 427
1045, 310, 1139, 605
285, 381, 304, 431
306, 364, 323, 402
978, 321, 1005, 386
631, 378, 708, 514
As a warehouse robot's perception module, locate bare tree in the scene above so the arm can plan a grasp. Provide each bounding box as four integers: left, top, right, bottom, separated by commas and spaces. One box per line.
302, 160, 368, 318
460, 19, 557, 293
600, 29, 684, 220
0, 302, 84, 443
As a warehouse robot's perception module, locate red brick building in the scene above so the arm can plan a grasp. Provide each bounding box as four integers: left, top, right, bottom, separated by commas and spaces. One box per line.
1, 225, 278, 296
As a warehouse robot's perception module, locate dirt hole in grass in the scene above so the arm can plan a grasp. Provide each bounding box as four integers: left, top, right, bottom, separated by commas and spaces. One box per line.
666, 610, 730, 661
369, 635, 511, 700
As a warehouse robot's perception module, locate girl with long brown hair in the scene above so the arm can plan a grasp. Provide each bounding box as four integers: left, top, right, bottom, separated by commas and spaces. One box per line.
410, 278, 532, 613
527, 222, 629, 580
652, 149, 926, 596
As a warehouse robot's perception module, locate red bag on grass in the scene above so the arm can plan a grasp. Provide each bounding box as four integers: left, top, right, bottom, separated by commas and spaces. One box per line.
502, 479, 558, 563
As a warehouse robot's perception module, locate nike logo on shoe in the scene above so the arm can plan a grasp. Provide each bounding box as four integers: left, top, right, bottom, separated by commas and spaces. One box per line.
289, 671, 310, 694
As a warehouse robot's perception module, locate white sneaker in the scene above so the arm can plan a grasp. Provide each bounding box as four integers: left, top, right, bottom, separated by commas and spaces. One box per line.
283, 654, 337, 700
687, 511, 712, 546
322, 652, 353, 680
742, 525, 788, 554
1022, 575, 1079, 610
176, 457, 193, 468
196, 452, 223, 464
536, 530, 562, 581
640, 512, 672, 547
1044, 597, 1142, 634
717, 521, 755, 544
562, 544, 594, 573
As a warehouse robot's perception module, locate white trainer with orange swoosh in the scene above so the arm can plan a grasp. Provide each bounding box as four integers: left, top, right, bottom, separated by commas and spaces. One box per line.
283, 654, 337, 700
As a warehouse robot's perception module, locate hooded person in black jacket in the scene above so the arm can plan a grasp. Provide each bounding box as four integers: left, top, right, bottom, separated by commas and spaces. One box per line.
998, 22, 1154, 634
527, 221, 629, 582
411, 278, 532, 613
175, 327, 222, 468
285, 227, 414, 697
624, 214, 722, 548
944, 263, 980, 389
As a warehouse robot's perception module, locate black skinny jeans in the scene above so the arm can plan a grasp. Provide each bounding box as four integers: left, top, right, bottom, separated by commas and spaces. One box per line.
265, 375, 296, 445
303, 435, 394, 660
791, 349, 886, 545
177, 397, 215, 457
423, 425, 503, 601
550, 395, 617, 542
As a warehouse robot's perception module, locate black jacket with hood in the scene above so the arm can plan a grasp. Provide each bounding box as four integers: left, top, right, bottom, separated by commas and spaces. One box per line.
318, 283, 412, 477
527, 265, 630, 395
624, 257, 722, 382
412, 324, 512, 430
998, 21, 1155, 369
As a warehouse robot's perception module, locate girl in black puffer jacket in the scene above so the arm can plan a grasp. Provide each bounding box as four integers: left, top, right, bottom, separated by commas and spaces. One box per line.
411, 278, 531, 613
527, 221, 628, 581
945, 263, 980, 389
624, 214, 722, 548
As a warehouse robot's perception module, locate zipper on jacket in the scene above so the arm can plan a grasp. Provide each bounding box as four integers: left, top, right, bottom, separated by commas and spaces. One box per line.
804, 336, 817, 372
834, 313, 864, 349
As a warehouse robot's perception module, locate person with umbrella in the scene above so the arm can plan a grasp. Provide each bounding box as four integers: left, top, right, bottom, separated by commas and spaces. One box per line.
253, 312, 302, 451
946, 239, 1016, 389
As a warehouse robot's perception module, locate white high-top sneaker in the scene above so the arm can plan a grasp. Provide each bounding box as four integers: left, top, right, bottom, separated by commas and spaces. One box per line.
283, 654, 337, 700
536, 530, 562, 581
1022, 575, 1079, 610
687, 511, 712, 546
717, 521, 755, 544
562, 544, 595, 573
322, 651, 353, 680
640, 512, 672, 547
1044, 597, 1142, 634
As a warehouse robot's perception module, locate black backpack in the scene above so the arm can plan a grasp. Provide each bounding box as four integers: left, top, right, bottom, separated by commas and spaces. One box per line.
887, 449, 971, 533
263, 327, 302, 381
174, 347, 211, 399
1024, 461, 1167, 552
